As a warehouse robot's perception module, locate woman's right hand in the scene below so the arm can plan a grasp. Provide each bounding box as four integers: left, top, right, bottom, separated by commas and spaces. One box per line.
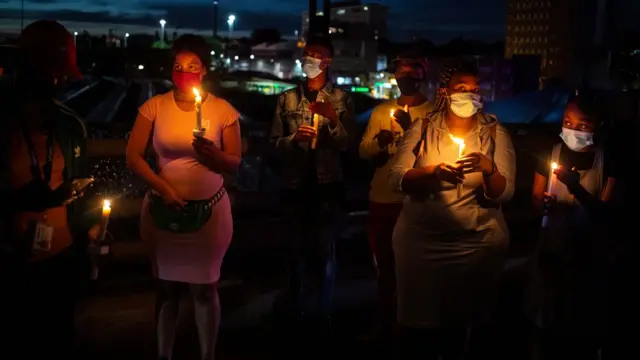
542, 192, 557, 211
160, 186, 187, 209
434, 162, 464, 185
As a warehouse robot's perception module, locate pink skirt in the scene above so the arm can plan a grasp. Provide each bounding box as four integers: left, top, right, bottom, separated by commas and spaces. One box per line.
140, 191, 233, 284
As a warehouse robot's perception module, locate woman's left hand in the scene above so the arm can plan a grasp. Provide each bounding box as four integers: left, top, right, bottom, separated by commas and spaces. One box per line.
456, 152, 494, 175
192, 136, 220, 160
553, 165, 580, 187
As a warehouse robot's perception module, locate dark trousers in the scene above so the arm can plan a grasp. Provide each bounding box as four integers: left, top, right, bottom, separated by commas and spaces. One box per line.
5, 247, 88, 358
368, 201, 403, 333
281, 183, 343, 316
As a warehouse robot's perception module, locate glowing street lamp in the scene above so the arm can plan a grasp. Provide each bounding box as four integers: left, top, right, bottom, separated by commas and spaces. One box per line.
73, 31, 78, 46
159, 19, 167, 47
124, 32, 129, 48
227, 14, 236, 39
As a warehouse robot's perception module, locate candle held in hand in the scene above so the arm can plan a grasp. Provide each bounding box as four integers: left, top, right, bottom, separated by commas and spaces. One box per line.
547, 162, 558, 194
192, 88, 205, 137
311, 100, 323, 150
449, 134, 466, 198
98, 199, 111, 242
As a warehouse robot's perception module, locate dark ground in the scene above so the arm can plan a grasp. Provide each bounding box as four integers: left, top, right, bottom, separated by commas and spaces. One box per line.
73, 185, 537, 360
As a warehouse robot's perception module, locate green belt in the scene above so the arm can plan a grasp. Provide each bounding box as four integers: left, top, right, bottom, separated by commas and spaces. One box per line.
148, 187, 226, 233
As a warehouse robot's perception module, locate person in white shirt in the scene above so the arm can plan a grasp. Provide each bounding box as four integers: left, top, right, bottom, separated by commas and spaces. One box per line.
358, 50, 432, 341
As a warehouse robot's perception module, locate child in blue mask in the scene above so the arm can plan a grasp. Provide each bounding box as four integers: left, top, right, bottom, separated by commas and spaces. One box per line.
528, 89, 621, 359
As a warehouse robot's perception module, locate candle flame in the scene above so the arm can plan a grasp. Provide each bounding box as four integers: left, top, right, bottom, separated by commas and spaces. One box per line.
449, 134, 465, 146
551, 162, 558, 170
449, 134, 465, 156
404, 104, 409, 112
103, 199, 111, 209
192, 87, 201, 102
390, 109, 395, 117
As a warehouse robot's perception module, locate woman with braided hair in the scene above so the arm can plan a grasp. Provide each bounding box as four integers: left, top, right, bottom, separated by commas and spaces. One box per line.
388, 59, 516, 359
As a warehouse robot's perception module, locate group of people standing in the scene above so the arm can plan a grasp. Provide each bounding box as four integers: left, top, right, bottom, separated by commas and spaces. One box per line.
0, 19, 627, 360
358, 53, 624, 359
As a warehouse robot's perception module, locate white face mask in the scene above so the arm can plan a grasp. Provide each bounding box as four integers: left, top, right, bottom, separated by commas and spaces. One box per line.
560, 127, 594, 151
302, 57, 323, 79
449, 92, 483, 118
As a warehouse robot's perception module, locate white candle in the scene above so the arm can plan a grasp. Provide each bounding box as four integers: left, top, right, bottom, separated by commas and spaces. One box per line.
389, 109, 395, 133
449, 134, 466, 198
311, 100, 323, 149
541, 162, 558, 229
98, 199, 111, 242
547, 162, 558, 194
193, 88, 202, 130
311, 113, 319, 149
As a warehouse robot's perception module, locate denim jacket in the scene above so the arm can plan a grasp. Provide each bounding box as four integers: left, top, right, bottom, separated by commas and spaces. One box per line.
270, 82, 355, 189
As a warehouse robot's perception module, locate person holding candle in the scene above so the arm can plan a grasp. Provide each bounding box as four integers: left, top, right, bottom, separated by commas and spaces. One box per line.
269, 36, 355, 334
528, 89, 621, 359
0, 20, 101, 358
126, 34, 241, 360
387, 59, 516, 359
358, 49, 432, 344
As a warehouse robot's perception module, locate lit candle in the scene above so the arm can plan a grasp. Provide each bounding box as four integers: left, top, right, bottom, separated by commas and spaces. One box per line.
449, 134, 466, 198
311, 100, 322, 150
99, 199, 111, 242
192, 88, 204, 137
92, 199, 111, 280
547, 162, 558, 194
389, 109, 396, 133
541, 162, 559, 229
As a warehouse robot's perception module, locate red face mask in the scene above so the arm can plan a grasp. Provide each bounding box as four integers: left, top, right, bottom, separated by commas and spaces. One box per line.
172, 71, 201, 93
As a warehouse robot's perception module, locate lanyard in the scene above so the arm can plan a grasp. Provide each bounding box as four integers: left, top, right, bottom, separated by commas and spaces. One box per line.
21, 124, 54, 184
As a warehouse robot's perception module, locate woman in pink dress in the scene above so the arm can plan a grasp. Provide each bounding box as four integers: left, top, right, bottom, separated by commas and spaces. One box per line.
126, 34, 241, 360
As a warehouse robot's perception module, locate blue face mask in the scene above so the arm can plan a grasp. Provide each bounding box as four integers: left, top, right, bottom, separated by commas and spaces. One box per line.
560, 127, 594, 151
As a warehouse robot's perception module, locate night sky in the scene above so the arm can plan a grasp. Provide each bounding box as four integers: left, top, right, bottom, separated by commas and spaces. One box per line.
0, 0, 638, 43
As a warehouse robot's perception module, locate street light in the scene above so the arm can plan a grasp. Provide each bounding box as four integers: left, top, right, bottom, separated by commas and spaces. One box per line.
250, 54, 255, 60
227, 14, 235, 39
159, 19, 166, 47
124, 33, 129, 48
73, 31, 78, 46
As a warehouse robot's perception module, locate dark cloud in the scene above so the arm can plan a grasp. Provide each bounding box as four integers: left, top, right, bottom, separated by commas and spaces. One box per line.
0, 7, 156, 26
144, 3, 300, 33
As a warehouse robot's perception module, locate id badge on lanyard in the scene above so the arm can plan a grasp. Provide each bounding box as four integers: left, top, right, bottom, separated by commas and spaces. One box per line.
22, 124, 55, 251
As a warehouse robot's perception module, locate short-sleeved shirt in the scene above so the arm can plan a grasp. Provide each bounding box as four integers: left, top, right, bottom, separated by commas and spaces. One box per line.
138, 91, 239, 200
535, 142, 620, 179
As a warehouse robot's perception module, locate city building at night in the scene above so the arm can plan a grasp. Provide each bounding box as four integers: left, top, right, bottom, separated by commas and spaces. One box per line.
300, 1, 388, 90
505, 0, 614, 87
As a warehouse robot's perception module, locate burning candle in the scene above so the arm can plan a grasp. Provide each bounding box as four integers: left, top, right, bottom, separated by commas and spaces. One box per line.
541, 162, 559, 229
311, 100, 322, 150
547, 162, 558, 194
389, 109, 396, 132
92, 199, 111, 280
193, 88, 202, 129
98, 199, 111, 242
449, 134, 466, 198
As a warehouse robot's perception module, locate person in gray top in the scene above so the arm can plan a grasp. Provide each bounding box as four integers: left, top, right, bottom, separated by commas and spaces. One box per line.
388, 59, 516, 359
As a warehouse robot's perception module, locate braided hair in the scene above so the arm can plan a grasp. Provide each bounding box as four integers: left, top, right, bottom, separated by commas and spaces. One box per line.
432, 58, 480, 112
